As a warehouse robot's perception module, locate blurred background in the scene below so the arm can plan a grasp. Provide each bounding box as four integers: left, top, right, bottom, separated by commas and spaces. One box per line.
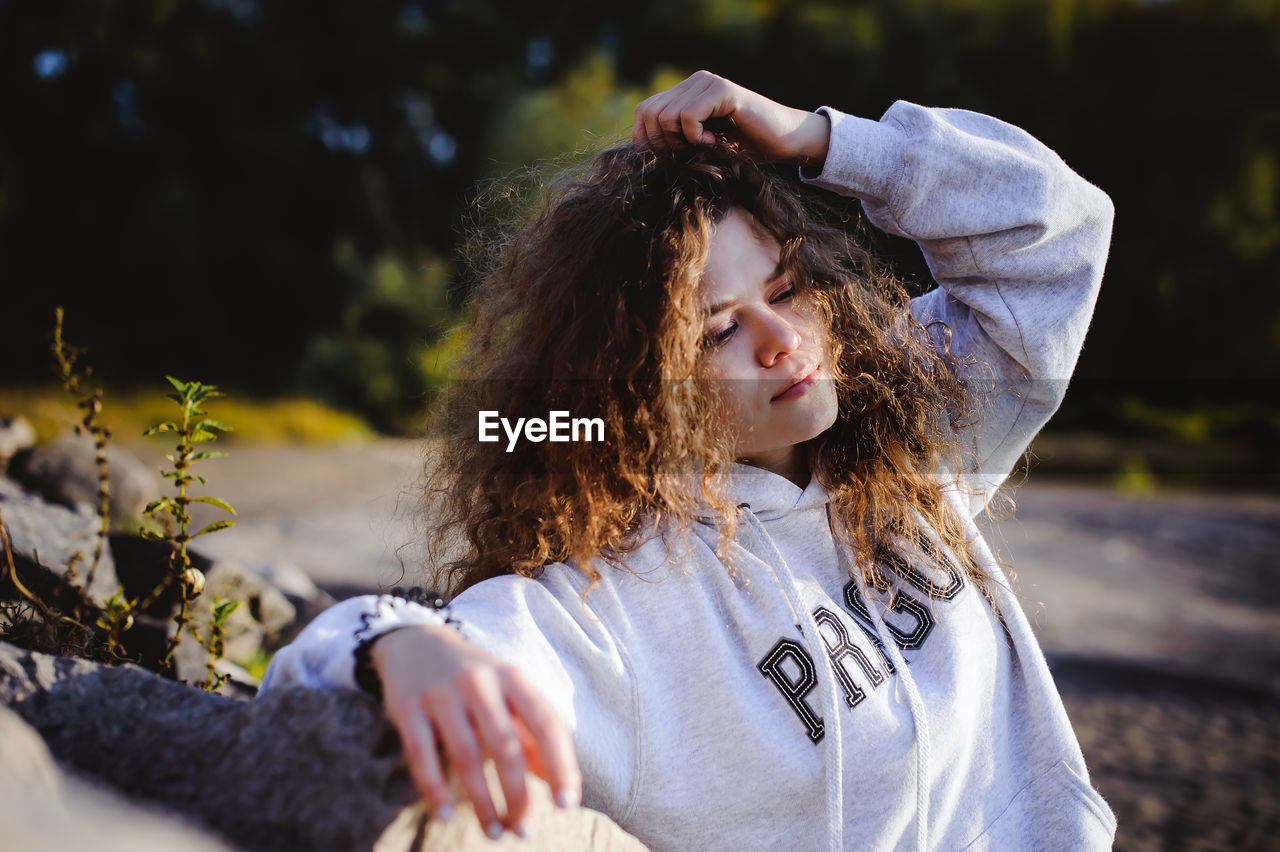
3, 0, 1278, 470
1, 1, 1278, 849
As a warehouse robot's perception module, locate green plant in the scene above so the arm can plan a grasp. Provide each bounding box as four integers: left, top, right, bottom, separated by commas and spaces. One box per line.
189, 597, 240, 691
141, 377, 238, 688
2, 318, 255, 693
50, 307, 111, 589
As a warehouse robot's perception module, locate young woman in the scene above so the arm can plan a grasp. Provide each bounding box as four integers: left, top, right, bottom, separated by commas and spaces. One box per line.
261, 72, 1117, 850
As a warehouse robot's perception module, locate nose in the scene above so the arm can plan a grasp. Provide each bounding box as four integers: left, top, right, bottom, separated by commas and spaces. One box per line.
755, 311, 802, 367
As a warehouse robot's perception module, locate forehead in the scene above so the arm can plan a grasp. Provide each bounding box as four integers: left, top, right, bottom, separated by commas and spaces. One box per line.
700, 208, 782, 302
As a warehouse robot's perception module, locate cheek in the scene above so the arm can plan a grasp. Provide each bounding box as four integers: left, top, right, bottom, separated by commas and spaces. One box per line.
698, 341, 757, 384
818, 381, 841, 427
697, 361, 758, 436
792, 301, 833, 358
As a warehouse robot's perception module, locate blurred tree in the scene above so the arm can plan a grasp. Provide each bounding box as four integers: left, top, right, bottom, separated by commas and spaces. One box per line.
297, 241, 454, 434
0, 0, 1275, 436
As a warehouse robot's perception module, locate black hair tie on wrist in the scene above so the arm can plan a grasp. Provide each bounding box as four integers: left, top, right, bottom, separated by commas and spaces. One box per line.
353, 588, 449, 696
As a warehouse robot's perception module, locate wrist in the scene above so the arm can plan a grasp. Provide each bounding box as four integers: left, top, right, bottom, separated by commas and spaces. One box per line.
355, 588, 455, 695
791, 110, 831, 169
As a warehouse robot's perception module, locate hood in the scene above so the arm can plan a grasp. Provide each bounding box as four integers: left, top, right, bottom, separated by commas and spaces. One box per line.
691, 462, 832, 523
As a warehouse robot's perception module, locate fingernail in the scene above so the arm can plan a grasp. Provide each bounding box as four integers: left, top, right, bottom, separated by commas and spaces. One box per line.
555, 789, 579, 809
434, 804, 455, 822
514, 819, 530, 839
486, 821, 503, 840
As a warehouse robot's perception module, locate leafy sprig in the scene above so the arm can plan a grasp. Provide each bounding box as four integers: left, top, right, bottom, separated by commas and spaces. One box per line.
142, 377, 238, 684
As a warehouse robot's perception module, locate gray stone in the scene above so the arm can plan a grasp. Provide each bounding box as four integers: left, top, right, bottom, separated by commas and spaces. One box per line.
0, 703, 234, 851
0, 642, 646, 851
1, 640, 415, 851
241, 559, 338, 649
196, 558, 297, 661
9, 432, 162, 531
251, 559, 337, 611
0, 475, 120, 606
0, 415, 36, 472
102, 535, 297, 685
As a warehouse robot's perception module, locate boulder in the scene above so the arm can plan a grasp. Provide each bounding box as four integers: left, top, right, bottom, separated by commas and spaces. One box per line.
0, 703, 234, 851
242, 559, 338, 647
9, 432, 162, 531
0, 642, 646, 851
0, 490, 308, 692
108, 534, 296, 686
0, 475, 120, 606
0, 415, 36, 473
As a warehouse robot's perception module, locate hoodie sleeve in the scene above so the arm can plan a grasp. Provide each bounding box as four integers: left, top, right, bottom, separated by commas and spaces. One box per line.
802, 102, 1114, 512
258, 574, 640, 817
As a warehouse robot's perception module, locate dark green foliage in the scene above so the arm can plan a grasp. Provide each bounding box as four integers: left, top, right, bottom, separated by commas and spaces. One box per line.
0, 0, 1276, 436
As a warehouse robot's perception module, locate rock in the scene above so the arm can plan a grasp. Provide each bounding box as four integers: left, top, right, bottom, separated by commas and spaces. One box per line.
202, 559, 296, 655
377, 779, 647, 851
0, 415, 36, 473
0, 475, 120, 606
0, 703, 234, 851
243, 559, 337, 648
8, 432, 162, 531
251, 559, 336, 611
0, 698, 60, 790
0, 641, 646, 851
1, 640, 416, 850
107, 535, 297, 685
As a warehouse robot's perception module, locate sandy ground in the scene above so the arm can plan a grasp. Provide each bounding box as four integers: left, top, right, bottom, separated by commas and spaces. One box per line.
190, 441, 1280, 851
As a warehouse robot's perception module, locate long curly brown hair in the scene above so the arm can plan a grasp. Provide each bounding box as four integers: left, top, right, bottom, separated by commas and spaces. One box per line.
420, 141, 1004, 608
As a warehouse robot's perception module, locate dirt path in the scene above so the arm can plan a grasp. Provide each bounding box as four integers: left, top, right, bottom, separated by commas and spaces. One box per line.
192, 441, 1280, 851
187, 440, 427, 594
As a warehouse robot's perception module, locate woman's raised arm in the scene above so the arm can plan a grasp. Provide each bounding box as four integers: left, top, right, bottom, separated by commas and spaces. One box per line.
633, 72, 1114, 512
804, 101, 1114, 509
633, 69, 830, 167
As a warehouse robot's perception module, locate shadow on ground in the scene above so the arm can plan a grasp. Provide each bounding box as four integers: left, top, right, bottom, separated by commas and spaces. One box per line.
1052, 656, 1280, 851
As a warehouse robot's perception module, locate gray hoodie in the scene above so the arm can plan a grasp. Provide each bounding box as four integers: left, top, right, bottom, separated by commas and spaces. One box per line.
260, 100, 1117, 851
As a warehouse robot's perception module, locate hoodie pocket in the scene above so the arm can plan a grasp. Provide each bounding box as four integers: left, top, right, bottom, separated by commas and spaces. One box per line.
961, 758, 1117, 851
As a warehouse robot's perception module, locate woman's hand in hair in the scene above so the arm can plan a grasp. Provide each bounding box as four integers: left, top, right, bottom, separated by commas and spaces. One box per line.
370, 624, 582, 839
633, 70, 830, 168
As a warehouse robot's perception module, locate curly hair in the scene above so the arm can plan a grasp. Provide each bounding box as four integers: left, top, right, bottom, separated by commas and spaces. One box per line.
420, 141, 1004, 610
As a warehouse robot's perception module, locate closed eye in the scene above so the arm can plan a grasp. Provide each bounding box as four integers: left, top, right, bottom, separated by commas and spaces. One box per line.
703, 321, 737, 348
770, 283, 795, 303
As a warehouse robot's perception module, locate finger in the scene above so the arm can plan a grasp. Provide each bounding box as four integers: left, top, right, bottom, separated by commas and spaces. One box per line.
428, 692, 505, 840
505, 669, 581, 809
679, 106, 716, 148
394, 705, 456, 821
632, 94, 658, 147
676, 74, 727, 147
634, 80, 683, 149
635, 73, 707, 151
652, 83, 709, 151
515, 718, 548, 781
644, 97, 678, 154
665, 77, 732, 150
462, 670, 531, 833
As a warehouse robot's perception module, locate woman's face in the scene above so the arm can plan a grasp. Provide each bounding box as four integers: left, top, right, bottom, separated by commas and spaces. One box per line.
698, 207, 839, 484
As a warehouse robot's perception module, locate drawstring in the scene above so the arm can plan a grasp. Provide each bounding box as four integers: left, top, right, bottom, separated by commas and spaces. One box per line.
835, 511, 931, 852
739, 504, 844, 852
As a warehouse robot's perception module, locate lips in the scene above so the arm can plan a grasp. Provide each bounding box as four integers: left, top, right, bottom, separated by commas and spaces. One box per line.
771, 365, 820, 402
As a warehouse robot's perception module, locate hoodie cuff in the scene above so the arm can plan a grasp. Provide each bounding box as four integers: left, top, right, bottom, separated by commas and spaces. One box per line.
353, 591, 454, 695
799, 106, 906, 207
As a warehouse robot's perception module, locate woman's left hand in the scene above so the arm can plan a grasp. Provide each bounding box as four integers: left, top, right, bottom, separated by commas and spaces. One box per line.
633, 70, 830, 168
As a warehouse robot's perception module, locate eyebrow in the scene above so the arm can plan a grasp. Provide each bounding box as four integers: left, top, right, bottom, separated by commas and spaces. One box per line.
701, 261, 788, 318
